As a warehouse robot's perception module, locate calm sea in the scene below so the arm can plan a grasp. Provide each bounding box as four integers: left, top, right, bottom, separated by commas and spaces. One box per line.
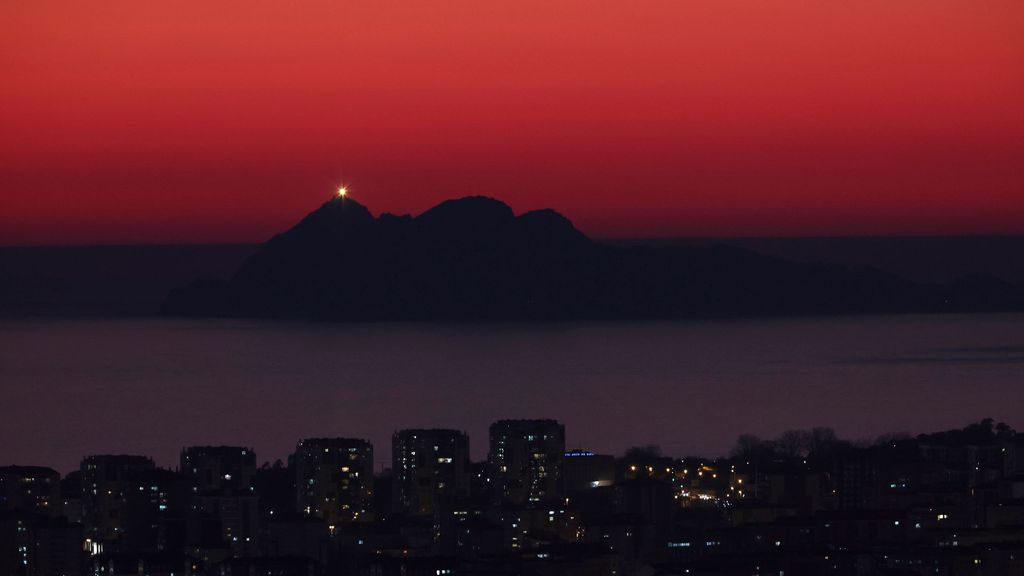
1, 314, 1022, 473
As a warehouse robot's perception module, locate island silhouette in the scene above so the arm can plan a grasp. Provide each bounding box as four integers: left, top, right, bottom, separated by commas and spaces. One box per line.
162, 195, 1024, 320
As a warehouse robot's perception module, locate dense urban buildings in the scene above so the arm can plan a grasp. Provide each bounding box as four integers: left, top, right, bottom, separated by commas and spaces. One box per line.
181, 446, 257, 495
294, 438, 374, 527
181, 446, 259, 559
562, 452, 616, 493
79, 455, 155, 550
0, 466, 60, 517
392, 429, 470, 516
488, 420, 565, 506
2, 418, 1024, 575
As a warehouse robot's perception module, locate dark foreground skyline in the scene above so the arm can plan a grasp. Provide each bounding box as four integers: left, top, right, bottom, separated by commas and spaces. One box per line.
3, 417, 1023, 575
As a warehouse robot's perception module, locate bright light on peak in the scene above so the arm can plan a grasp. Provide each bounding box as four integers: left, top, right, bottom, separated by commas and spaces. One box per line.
337, 185, 348, 198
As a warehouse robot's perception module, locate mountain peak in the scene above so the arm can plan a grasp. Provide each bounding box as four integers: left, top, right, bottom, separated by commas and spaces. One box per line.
286, 196, 373, 234
415, 196, 516, 239
417, 196, 514, 225
315, 195, 372, 217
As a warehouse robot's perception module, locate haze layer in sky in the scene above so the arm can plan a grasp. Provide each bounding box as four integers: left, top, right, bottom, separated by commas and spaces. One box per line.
2, 0, 1022, 244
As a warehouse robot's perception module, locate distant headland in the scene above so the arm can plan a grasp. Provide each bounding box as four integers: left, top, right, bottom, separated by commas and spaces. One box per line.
159, 195, 1024, 321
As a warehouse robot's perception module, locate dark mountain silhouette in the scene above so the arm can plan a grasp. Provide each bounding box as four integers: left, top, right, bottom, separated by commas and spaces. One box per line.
0, 244, 255, 316
162, 196, 1024, 320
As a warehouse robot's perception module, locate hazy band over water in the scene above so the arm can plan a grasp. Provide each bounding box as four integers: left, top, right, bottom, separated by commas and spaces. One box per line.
3, 314, 1021, 474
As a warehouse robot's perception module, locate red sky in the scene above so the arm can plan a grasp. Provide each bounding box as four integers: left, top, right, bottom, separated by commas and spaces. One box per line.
1, 1, 1022, 245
